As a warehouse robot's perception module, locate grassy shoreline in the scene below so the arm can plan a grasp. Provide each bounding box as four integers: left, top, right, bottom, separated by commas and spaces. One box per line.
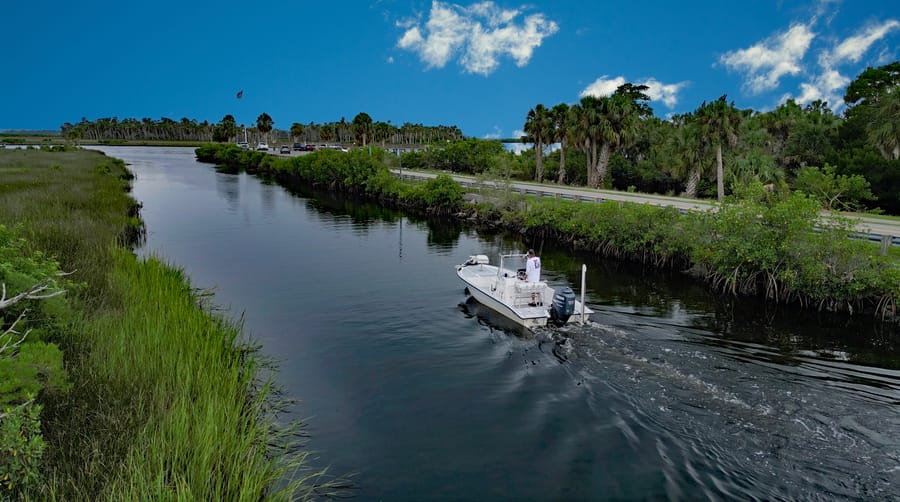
0, 148, 320, 499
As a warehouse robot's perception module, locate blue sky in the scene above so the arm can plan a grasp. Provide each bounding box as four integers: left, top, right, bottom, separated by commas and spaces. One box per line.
2, 0, 897, 139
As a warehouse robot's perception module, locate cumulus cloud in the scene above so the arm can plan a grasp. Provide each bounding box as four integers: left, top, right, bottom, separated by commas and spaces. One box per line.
718, 3, 898, 112
719, 24, 815, 94
825, 19, 900, 66
579, 76, 687, 109
792, 18, 898, 109
640, 78, 688, 108
794, 69, 850, 106
580, 76, 626, 98
396, 1, 558, 75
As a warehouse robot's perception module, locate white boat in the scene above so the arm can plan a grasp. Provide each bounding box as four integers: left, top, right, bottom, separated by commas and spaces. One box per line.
456, 253, 592, 329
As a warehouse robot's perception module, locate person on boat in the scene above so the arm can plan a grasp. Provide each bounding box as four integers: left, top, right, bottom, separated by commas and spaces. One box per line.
525, 249, 541, 283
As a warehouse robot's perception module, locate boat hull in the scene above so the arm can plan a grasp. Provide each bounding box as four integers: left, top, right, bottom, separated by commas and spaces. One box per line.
456, 261, 591, 329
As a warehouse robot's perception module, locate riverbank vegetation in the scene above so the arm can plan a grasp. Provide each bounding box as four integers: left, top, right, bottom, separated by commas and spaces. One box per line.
196, 142, 898, 322
0, 149, 322, 499
513, 63, 899, 215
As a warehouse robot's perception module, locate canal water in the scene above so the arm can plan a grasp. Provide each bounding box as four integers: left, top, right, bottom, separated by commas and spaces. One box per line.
96, 146, 899, 500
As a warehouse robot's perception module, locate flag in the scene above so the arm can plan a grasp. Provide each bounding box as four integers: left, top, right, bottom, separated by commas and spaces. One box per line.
236, 90, 243, 99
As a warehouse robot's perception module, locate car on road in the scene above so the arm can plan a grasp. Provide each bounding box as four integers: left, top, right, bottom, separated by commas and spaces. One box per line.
256, 143, 269, 151
237, 141, 249, 150
280, 145, 291, 154
292, 142, 304, 151
304, 144, 316, 151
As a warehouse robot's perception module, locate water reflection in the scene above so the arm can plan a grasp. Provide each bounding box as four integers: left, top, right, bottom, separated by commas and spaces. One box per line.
214, 171, 240, 213
421, 216, 464, 251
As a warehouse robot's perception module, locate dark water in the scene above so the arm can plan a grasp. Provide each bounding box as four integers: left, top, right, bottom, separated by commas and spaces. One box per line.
97, 146, 900, 501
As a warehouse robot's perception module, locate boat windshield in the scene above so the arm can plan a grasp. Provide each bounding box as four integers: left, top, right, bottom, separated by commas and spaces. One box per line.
497, 253, 528, 278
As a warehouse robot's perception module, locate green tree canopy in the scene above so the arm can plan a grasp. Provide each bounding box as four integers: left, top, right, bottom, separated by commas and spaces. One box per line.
351, 112, 373, 146
793, 163, 876, 211
256, 113, 273, 143
843, 61, 900, 106
696, 95, 742, 201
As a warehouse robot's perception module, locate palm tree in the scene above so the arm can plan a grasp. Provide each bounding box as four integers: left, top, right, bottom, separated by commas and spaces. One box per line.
594, 94, 638, 188
550, 103, 572, 184
524, 104, 552, 182
290, 122, 305, 143
696, 95, 741, 201
668, 115, 707, 198
760, 99, 802, 162
867, 89, 900, 160
351, 112, 373, 146
256, 112, 274, 144
320, 123, 335, 143
569, 97, 600, 187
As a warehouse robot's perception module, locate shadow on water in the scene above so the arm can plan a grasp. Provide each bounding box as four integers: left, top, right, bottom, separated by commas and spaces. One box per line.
457, 295, 535, 339
278, 177, 465, 251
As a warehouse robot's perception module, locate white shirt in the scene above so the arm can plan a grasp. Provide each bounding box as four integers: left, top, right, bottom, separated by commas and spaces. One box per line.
525, 256, 541, 282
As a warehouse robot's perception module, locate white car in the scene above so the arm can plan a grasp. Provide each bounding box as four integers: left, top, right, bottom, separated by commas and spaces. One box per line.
256, 143, 269, 151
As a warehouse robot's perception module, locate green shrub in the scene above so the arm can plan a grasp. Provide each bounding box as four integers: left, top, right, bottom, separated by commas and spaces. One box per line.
0, 225, 70, 499
421, 174, 464, 208
0, 399, 45, 496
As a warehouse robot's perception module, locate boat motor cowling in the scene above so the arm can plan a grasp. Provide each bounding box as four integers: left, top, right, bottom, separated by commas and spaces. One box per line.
550, 287, 576, 326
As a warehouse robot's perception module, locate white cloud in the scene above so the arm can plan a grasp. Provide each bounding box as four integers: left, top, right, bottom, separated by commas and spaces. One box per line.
580, 76, 626, 98
512, 129, 525, 138
396, 1, 558, 75
482, 125, 503, 139
580, 76, 687, 109
720, 24, 815, 94
789, 18, 898, 109
718, 2, 898, 112
387, 56, 394, 64
826, 19, 899, 66
506, 142, 531, 155
793, 69, 850, 108
641, 78, 688, 108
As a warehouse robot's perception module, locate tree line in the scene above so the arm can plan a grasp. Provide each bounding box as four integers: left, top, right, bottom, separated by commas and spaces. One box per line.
61, 112, 464, 147
60, 116, 216, 142
518, 62, 900, 214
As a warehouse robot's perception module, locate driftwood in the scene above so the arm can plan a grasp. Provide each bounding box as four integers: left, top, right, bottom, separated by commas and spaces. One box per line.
0, 275, 70, 355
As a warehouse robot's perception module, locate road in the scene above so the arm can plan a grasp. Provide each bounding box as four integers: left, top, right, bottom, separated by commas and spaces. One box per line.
392, 169, 900, 247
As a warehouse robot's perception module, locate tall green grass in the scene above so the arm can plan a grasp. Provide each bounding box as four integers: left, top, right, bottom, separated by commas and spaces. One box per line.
0, 149, 323, 499
56, 250, 316, 499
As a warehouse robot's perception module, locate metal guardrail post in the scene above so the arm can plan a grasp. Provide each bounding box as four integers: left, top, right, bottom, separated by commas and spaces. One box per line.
881, 235, 893, 256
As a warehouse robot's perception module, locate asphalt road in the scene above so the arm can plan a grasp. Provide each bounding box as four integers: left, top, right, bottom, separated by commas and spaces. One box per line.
392, 169, 900, 247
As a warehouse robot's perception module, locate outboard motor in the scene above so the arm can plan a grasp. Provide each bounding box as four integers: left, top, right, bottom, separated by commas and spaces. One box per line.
549, 287, 576, 326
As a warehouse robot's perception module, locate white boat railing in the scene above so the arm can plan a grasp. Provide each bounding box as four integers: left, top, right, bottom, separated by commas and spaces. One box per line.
580, 264, 587, 325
